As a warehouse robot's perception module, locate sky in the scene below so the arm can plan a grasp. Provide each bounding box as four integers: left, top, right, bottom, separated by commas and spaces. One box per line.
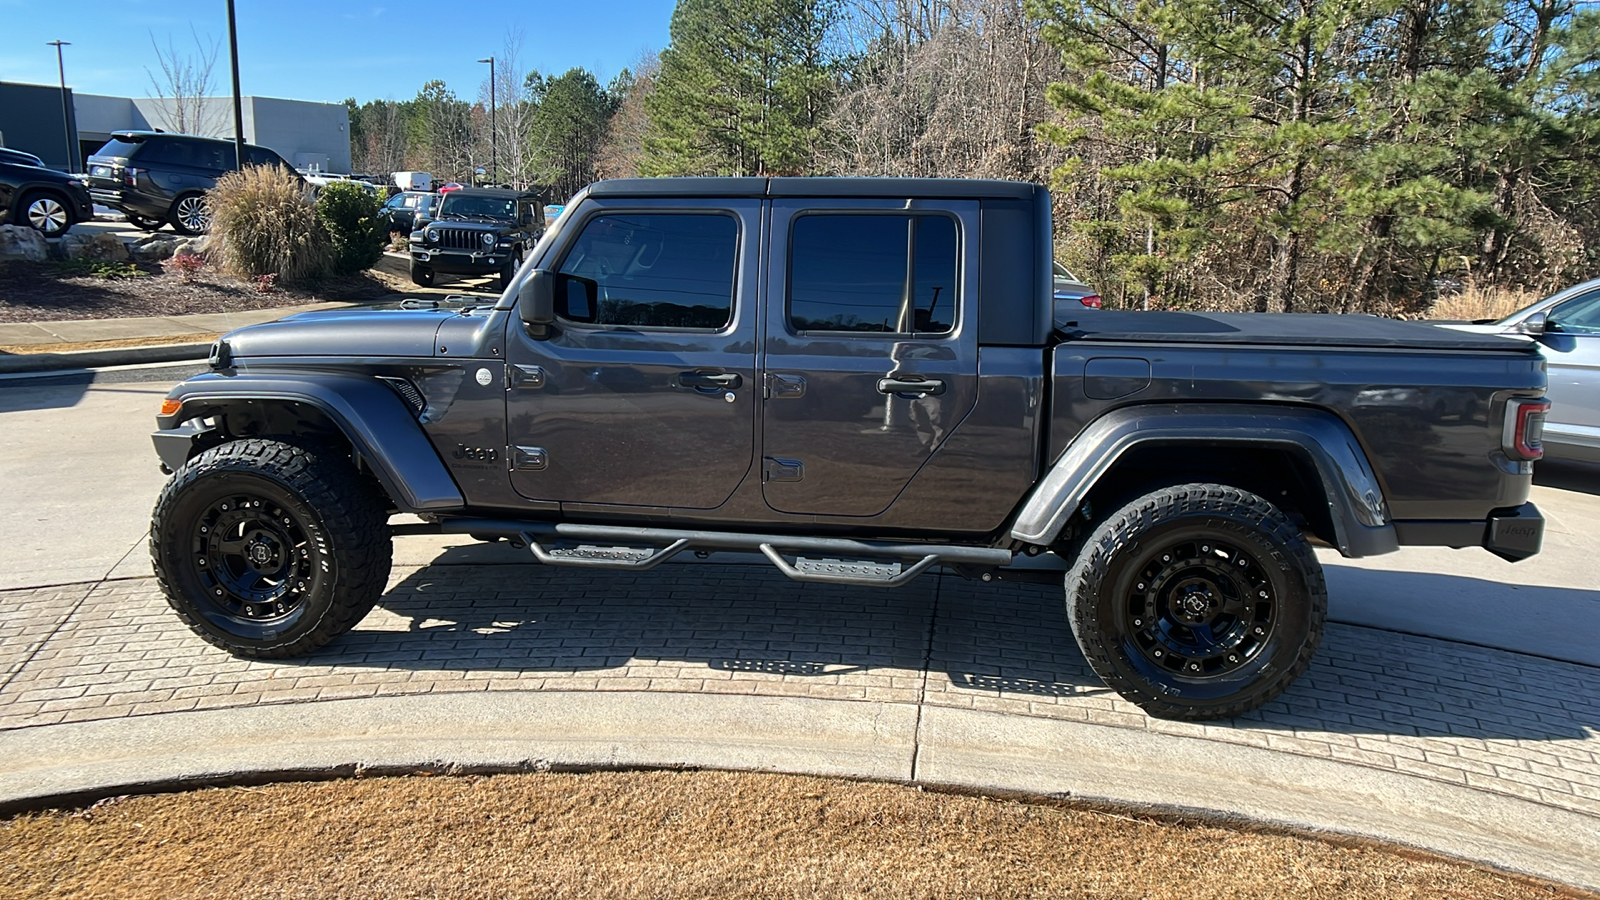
0, 0, 675, 105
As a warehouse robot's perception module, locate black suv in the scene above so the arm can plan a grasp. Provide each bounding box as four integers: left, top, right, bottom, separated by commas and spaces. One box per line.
409, 188, 543, 289
0, 157, 93, 238
85, 131, 296, 235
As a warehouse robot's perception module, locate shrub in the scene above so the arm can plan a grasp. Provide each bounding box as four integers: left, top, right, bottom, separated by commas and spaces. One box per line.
316, 181, 387, 275
163, 251, 207, 282
52, 259, 146, 279
207, 165, 331, 286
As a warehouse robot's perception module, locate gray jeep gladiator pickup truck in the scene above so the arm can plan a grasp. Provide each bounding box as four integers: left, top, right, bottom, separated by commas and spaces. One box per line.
148, 177, 1549, 720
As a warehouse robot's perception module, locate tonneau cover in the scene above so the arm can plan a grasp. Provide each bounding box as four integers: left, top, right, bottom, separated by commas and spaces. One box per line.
1054, 310, 1534, 352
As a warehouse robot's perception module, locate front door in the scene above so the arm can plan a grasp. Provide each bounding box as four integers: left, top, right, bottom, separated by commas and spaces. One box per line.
505, 199, 761, 509
760, 198, 980, 517
1541, 287, 1600, 453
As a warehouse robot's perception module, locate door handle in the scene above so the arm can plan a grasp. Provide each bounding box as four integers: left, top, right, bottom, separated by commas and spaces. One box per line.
877, 376, 945, 396
675, 371, 743, 391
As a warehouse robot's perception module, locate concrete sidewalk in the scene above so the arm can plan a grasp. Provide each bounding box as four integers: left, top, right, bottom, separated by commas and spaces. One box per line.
0, 303, 349, 349
1, 564, 1597, 891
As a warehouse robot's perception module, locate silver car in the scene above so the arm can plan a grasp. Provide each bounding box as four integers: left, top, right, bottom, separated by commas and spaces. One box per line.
1441, 277, 1600, 462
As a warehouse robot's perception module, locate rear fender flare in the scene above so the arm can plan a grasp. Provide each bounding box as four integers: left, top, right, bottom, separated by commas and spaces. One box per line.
155, 371, 464, 513
1011, 404, 1396, 558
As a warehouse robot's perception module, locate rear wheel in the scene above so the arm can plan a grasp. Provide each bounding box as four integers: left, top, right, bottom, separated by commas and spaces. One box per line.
21, 191, 73, 237
1065, 483, 1326, 720
169, 192, 210, 235
150, 439, 392, 658
127, 212, 164, 231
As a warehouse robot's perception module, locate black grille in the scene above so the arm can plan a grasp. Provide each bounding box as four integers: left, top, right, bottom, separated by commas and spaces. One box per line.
436, 228, 485, 251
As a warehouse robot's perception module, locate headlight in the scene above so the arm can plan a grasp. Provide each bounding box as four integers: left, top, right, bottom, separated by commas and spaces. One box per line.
481, 232, 495, 247
426, 228, 439, 242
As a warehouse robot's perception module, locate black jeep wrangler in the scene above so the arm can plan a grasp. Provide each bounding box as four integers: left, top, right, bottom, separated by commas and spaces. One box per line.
409, 188, 543, 290
149, 177, 1548, 721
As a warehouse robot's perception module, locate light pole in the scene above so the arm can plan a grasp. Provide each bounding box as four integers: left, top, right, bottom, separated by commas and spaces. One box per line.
226, 0, 245, 167
46, 40, 76, 172
478, 56, 495, 185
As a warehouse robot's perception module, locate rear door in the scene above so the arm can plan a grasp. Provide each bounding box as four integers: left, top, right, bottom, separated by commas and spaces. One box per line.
504, 197, 761, 509
760, 198, 979, 516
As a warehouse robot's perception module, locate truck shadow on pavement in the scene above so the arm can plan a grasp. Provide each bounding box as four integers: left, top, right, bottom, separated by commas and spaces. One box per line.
291, 561, 1600, 744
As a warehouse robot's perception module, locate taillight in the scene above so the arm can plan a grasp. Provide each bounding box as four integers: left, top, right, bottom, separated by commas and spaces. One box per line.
124, 167, 146, 187
1503, 398, 1550, 461
1079, 294, 1103, 309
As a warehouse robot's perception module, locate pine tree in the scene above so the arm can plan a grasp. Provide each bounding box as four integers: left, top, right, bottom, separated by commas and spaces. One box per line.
643, 0, 840, 176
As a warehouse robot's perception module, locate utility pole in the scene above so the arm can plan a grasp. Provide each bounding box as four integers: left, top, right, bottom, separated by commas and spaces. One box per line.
226, 0, 246, 167
478, 56, 495, 184
46, 40, 75, 172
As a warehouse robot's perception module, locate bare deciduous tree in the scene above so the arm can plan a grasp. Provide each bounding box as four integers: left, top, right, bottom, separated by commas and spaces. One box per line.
146, 28, 222, 135
478, 30, 537, 188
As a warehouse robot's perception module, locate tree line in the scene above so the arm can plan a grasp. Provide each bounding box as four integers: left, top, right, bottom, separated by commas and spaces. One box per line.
348, 1, 1600, 312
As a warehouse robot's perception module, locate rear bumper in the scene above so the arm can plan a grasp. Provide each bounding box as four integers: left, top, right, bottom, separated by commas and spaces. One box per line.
89, 187, 168, 219
1392, 503, 1544, 562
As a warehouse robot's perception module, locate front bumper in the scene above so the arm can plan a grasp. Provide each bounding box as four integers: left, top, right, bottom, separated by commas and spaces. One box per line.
1392, 502, 1544, 562
411, 248, 509, 275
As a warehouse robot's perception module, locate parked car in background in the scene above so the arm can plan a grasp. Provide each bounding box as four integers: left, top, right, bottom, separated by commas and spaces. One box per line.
543, 203, 565, 221
85, 131, 297, 235
408, 187, 543, 289
0, 147, 48, 169
381, 191, 438, 234
393, 171, 431, 192
1440, 277, 1600, 462
0, 157, 93, 237
438, 182, 466, 194
1053, 261, 1102, 310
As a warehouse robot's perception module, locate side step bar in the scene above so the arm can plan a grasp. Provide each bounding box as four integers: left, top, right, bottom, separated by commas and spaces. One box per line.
395, 518, 1013, 588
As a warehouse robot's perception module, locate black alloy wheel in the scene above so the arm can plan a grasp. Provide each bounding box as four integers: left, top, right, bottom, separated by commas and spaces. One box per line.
1066, 483, 1326, 720
151, 439, 392, 658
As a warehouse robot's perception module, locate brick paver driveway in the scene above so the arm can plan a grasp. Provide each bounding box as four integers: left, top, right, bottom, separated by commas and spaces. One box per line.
4, 563, 1596, 818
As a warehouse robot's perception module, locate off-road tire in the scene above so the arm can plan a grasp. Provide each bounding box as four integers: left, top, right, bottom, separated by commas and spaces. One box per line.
410, 261, 434, 287
150, 439, 392, 658
498, 247, 522, 291
1065, 483, 1326, 721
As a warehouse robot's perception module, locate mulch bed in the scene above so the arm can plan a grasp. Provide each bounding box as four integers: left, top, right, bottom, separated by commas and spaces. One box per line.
0, 260, 403, 324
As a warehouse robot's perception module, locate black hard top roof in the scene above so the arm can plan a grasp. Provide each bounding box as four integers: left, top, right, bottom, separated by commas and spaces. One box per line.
443, 187, 538, 199
586, 176, 1043, 200
1056, 310, 1536, 352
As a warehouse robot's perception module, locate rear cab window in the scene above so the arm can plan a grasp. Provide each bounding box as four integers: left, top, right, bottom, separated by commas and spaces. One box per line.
787, 213, 959, 336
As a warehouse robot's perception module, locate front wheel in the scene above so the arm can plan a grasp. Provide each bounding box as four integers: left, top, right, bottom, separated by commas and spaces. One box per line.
1065, 483, 1326, 720
497, 247, 522, 291
150, 439, 392, 658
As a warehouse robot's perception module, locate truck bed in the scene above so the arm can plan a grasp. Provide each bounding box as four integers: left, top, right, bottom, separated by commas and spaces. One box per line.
1054, 310, 1536, 352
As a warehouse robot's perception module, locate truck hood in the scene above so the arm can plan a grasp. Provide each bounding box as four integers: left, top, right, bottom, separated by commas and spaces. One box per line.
222, 306, 462, 358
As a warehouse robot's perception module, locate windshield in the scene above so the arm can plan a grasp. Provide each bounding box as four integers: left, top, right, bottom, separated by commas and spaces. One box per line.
438, 194, 516, 221
1053, 261, 1082, 283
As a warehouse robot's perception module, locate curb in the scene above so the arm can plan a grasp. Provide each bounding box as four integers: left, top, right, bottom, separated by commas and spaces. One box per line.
2, 692, 1596, 893
0, 341, 212, 374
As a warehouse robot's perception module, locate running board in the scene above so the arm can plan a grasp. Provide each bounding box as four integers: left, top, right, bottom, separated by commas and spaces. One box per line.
400, 518, 1013, 587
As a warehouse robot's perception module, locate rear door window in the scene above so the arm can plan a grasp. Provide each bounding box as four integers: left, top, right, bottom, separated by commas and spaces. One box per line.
555, 213, 739, 330
788, 214, 958, 335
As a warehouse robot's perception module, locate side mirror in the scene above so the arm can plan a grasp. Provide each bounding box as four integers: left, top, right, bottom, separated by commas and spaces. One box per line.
517, 269, 555, 330
1516, 311, 1547, 337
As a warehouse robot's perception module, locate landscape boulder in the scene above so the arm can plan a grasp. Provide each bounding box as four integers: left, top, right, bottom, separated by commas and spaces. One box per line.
131, 234, 183, 263
57, 232, 132, 264
0, 225, 48, 263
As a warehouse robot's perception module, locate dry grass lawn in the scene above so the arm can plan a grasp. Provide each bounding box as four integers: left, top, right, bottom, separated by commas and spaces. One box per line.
0, 771, 1586, 900
1430, 281, 1544, 322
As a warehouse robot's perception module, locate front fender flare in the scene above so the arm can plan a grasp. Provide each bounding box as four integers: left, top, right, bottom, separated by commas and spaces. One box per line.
155, 371, 465, 513
1011, 404, 1397, 558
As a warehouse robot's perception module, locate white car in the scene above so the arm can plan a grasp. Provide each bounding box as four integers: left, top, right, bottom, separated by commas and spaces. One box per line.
1440, 277, 1600, 462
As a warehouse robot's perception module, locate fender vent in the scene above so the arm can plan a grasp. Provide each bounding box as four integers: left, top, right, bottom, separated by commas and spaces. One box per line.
376, 376, 426, 416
